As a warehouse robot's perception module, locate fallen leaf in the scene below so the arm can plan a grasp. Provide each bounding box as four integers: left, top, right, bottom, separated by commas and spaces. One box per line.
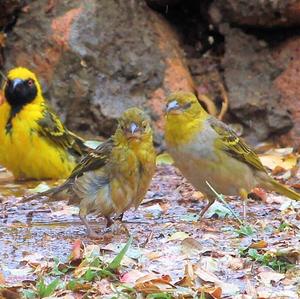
249, 240, 268, 249
0, 270, 5, 284
168, 231, 190, 241
28, 181, 51, 193
175, 263, 195, 287
259, 149, 298, 171
120, 270, 145, 283
0, 288, 21, 299
181, 237, 202, 256
205, 201, 232, 218
258, 271, 285, 286
135, 274, 174, 294
69, 239, 83, 264
198, 286, 222, 299
156, 152, 174, 165
228, 257, 244, 271
194, 267, 221, 284
251, 187, 267, 202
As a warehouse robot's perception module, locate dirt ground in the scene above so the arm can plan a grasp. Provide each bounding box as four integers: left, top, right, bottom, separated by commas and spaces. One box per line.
0, 161, 299, 298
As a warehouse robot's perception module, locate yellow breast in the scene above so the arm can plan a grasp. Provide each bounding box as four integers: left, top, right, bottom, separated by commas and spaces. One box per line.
0, 102, 76, 180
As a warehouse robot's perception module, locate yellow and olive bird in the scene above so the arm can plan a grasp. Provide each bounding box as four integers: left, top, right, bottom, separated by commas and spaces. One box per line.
23, 108, 156, 238
0, 67, 89, 180
165, 92, 300, 218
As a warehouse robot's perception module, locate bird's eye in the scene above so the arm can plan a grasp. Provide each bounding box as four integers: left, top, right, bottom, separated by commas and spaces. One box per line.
142, 121, 147, 129
27, 79, 34, 87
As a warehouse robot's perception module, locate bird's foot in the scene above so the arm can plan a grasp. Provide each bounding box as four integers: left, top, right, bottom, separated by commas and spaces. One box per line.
105, 220, 130, 236
86, 230, 103, 239
199, 199, 215, 219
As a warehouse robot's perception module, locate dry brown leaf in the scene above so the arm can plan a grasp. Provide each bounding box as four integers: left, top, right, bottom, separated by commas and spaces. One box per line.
249, 240, 268, 249
120, 270, 145, 283
135, 274, 174, 294
259, 149, 298, 171
228, 257, 245, 270
0, 270, 5, 284
0, 288, 21, 299
181, 237, 202, 256
194, 267, 221, 284
258, 271, 285, 286
69, 239, 83, 265
175, 263, 195, 287
198, 286, 222, 299
251, 187, 267, 202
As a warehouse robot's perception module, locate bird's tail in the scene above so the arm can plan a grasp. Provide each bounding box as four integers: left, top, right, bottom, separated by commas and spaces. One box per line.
20, 180, 71, 203
268, 179, 300, 201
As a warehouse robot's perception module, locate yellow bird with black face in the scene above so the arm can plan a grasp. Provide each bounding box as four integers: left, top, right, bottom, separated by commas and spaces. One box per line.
0, 67, 89, 180
23, 108, 156, 238
165, 92, 300, 218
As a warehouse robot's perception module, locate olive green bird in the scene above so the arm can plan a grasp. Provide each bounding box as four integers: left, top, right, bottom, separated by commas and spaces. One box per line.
165, 92, 300, 218
23, 108, 156, 238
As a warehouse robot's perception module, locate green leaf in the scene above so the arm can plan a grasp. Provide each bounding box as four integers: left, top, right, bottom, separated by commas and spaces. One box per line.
22, 289, 37, 299
36, 279, 46, 297
156, 153, 174, 165
108, 235, 133, 270
180, 213, 200, 222
147, 293, 172, 299
83, 269, 96, 282
97, 268, 115, 278
235, 225, 256, 237
28, 182, 51, 194
205, 201, 232, 219
37, 278, 60, 298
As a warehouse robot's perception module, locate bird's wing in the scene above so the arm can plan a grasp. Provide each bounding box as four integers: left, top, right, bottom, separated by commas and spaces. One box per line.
208, 117, 267, 173
37, 106, 88, 156
69, 138, 114, 179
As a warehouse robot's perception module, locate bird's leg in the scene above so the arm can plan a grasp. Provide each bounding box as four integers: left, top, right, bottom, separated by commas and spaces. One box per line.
199, 197, 215, 218
116, 213, 124, 221
79, 213, 100, 239
239, 188, 248, 220
105, 216, 113, 228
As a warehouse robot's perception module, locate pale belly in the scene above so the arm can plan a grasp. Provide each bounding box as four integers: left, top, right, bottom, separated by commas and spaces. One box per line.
168, 145, 258, 198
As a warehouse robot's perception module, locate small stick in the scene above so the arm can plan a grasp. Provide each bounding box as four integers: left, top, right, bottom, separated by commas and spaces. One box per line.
218, 83, 229, 121
206, 181, 243, 225
0, 70, 7, 81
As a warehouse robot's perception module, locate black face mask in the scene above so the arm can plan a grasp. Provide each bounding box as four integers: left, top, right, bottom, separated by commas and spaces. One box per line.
4, 78, 38, 108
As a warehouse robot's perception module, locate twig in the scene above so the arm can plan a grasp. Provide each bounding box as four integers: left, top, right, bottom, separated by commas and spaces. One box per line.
205, 181, 243, 225
197, 94, 218, 116
217, 83, 229, 120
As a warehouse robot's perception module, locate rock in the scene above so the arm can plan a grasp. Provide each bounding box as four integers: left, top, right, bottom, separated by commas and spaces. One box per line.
221, 26, 293, 143
146, 0, 182, 10
273, 37, 300, 149
2, 0, 194, 143
209, 0, 300, 28
0, 0, 22, 31
0, 0, 23, 67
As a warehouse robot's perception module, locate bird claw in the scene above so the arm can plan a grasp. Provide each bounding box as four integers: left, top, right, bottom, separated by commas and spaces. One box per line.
86, 230, 104, 239
105, 220, 130, 236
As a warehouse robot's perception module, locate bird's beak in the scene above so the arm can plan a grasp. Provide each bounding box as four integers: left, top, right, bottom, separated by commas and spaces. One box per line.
130, 122, 139, 134
165, 100, 180, 113
12, 78, 24, 90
